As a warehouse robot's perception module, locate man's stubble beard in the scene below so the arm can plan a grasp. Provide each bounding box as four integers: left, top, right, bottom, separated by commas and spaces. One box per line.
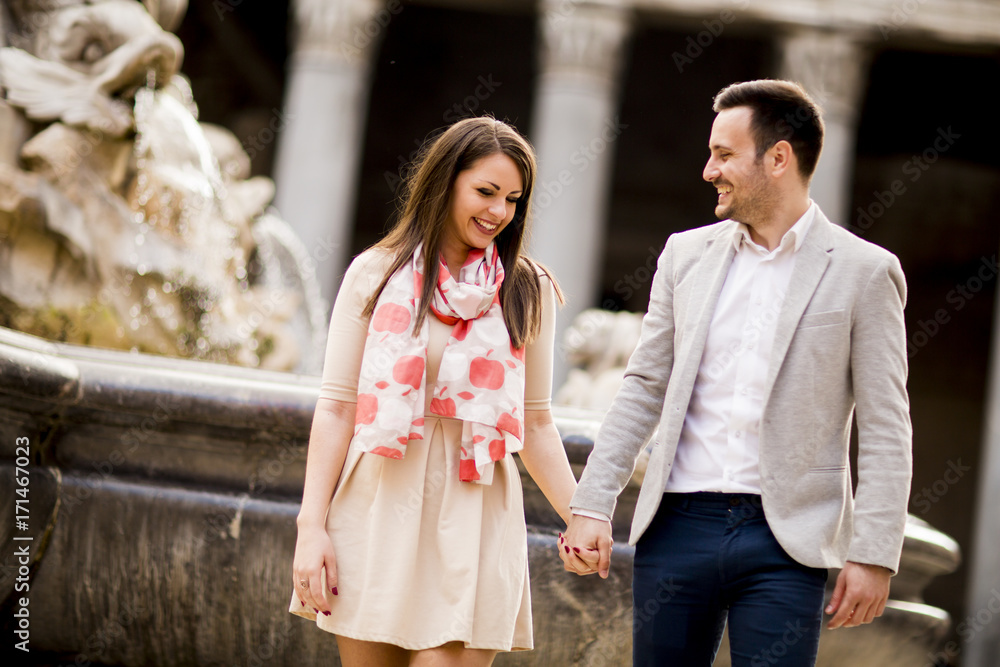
717, 161, 779, 232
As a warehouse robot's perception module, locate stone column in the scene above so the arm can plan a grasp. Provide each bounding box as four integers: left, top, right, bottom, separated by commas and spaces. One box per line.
530, 0, 631, 388
273, 0, 391, 308
778, 29, 869, 227
967, 286, 1000, 666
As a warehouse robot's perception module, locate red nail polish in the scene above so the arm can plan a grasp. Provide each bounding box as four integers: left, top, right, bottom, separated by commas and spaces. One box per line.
299, 599, 305, 606
313, 608, 319, 613
564, 546, 570, 553
332, 587, 338, 596
573, 547, 580, 553
322, 611, 331, 616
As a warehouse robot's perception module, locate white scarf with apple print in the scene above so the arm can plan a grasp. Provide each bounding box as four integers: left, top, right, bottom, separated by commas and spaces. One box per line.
352, 242, 525, 484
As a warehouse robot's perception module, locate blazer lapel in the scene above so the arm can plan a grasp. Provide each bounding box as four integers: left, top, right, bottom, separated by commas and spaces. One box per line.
762, 211, 834, 400
677, 223, 738, 387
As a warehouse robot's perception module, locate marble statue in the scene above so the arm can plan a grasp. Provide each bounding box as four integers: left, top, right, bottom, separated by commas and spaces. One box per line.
555, 307, 645, 411
0, 0, 326, 371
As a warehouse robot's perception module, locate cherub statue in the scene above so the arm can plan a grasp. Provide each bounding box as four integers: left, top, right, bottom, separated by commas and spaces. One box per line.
554, 307, 650, 483
0, 0, 324, 371
554, 307, 644, 412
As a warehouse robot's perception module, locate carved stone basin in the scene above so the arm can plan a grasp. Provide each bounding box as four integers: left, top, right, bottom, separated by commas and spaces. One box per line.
0, 329, 958, 666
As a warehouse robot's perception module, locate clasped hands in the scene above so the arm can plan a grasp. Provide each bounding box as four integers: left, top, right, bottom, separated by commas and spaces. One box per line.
558, 514, 614, 579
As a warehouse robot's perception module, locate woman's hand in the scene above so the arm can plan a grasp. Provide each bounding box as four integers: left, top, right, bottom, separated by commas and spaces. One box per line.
293, 398, 355, 615
292, 523, 339, 616
559, 515, 613, 578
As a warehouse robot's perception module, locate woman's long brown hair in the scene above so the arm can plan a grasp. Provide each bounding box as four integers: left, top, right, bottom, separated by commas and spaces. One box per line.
363, 117, 562, 349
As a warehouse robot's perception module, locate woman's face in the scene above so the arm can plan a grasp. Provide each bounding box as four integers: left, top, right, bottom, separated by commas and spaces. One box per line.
442, 152, 524, 265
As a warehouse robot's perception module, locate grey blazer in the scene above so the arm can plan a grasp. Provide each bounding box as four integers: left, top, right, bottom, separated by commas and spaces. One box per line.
571, 209, 912, 572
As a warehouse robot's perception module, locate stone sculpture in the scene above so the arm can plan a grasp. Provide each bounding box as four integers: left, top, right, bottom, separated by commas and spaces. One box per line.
555, 307, 644, 411
0, 0, 325, 371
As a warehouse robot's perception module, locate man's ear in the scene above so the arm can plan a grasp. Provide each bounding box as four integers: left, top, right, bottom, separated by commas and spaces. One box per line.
768, 140, 796, 178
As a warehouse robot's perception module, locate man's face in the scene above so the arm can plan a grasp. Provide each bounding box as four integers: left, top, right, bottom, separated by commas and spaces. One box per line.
702, 106, 776, 227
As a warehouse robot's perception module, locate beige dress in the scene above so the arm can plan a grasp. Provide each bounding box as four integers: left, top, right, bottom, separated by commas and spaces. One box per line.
289, 248, 556, 652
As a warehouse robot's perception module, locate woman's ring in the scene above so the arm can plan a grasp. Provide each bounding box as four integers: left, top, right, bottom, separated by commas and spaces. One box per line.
299, 579, 308, 588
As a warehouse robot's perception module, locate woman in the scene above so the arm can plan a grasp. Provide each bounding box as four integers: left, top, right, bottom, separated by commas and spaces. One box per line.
290, 117, 581, 666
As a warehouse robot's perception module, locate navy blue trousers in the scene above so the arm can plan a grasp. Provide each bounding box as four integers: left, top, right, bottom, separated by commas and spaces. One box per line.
632, 492, 828, 667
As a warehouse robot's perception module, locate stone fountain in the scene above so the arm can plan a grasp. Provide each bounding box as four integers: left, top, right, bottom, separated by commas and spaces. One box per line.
0, 322, 963, 666
0, 0, 326, 372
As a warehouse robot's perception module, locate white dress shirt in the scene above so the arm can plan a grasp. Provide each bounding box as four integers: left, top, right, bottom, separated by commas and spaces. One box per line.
664, 202, 817, 494
572, 203, 819, 523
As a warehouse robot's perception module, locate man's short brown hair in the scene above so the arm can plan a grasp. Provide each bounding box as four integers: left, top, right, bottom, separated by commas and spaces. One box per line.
713, 79, 825, 181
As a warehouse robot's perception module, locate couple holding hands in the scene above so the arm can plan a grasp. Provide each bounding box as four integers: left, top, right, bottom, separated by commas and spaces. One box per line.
289, 79, 912, 667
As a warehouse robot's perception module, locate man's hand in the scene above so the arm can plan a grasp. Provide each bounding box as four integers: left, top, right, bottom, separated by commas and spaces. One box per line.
825, 561, 892, 628
559, 514, 614, 579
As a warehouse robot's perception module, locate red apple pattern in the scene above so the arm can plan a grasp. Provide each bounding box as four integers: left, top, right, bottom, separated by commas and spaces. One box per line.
469, 354, 505, 390
372, 302, 411, 333
392, 355, 425, 389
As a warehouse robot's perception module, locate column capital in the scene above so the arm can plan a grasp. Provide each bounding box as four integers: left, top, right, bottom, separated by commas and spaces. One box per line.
538, 0, 632, 86
289, 0, 397, 64
778, 28, 871, 123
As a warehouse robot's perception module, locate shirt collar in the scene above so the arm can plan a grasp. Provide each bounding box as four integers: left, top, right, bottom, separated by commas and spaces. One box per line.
731, 200, 818, 254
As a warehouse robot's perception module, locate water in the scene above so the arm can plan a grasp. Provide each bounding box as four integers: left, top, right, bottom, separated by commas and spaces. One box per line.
128, 74, 267, 365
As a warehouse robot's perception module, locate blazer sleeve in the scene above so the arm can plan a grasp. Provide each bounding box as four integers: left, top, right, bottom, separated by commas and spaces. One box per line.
570, 235, 677, 518
847, 255, 913, 572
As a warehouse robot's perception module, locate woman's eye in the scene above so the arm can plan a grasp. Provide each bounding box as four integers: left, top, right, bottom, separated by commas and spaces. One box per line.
478, 188, 493, 196
507, 198, 518, 204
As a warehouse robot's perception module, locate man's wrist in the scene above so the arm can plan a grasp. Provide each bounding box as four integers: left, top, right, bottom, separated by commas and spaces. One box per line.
572, 508, 612, 523
848, 561, 893, 574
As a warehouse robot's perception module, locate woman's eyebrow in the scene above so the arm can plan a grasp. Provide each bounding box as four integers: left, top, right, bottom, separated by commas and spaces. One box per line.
476, 179, 522, 194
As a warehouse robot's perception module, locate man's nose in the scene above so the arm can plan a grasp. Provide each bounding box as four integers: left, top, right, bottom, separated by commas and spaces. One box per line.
703, 159, 719, 182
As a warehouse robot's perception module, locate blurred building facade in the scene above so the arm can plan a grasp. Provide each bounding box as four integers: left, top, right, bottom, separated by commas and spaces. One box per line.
176, 1, 1000, 664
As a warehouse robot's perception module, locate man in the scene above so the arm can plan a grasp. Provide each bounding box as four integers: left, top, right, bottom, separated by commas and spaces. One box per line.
559, 80, 912, 666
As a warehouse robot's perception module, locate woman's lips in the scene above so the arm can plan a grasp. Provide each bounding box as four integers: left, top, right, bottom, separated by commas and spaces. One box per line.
474, 217, 499, 234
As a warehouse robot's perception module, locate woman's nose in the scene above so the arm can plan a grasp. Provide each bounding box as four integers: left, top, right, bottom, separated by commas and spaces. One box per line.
489, 198, 507, 219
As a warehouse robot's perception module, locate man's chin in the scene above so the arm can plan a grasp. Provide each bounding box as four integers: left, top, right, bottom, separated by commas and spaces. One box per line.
714, 204, 730, 220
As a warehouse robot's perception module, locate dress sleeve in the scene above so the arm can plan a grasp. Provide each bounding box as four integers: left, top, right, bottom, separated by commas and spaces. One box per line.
523, 273, 558, 411
317, 251, 386, 403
